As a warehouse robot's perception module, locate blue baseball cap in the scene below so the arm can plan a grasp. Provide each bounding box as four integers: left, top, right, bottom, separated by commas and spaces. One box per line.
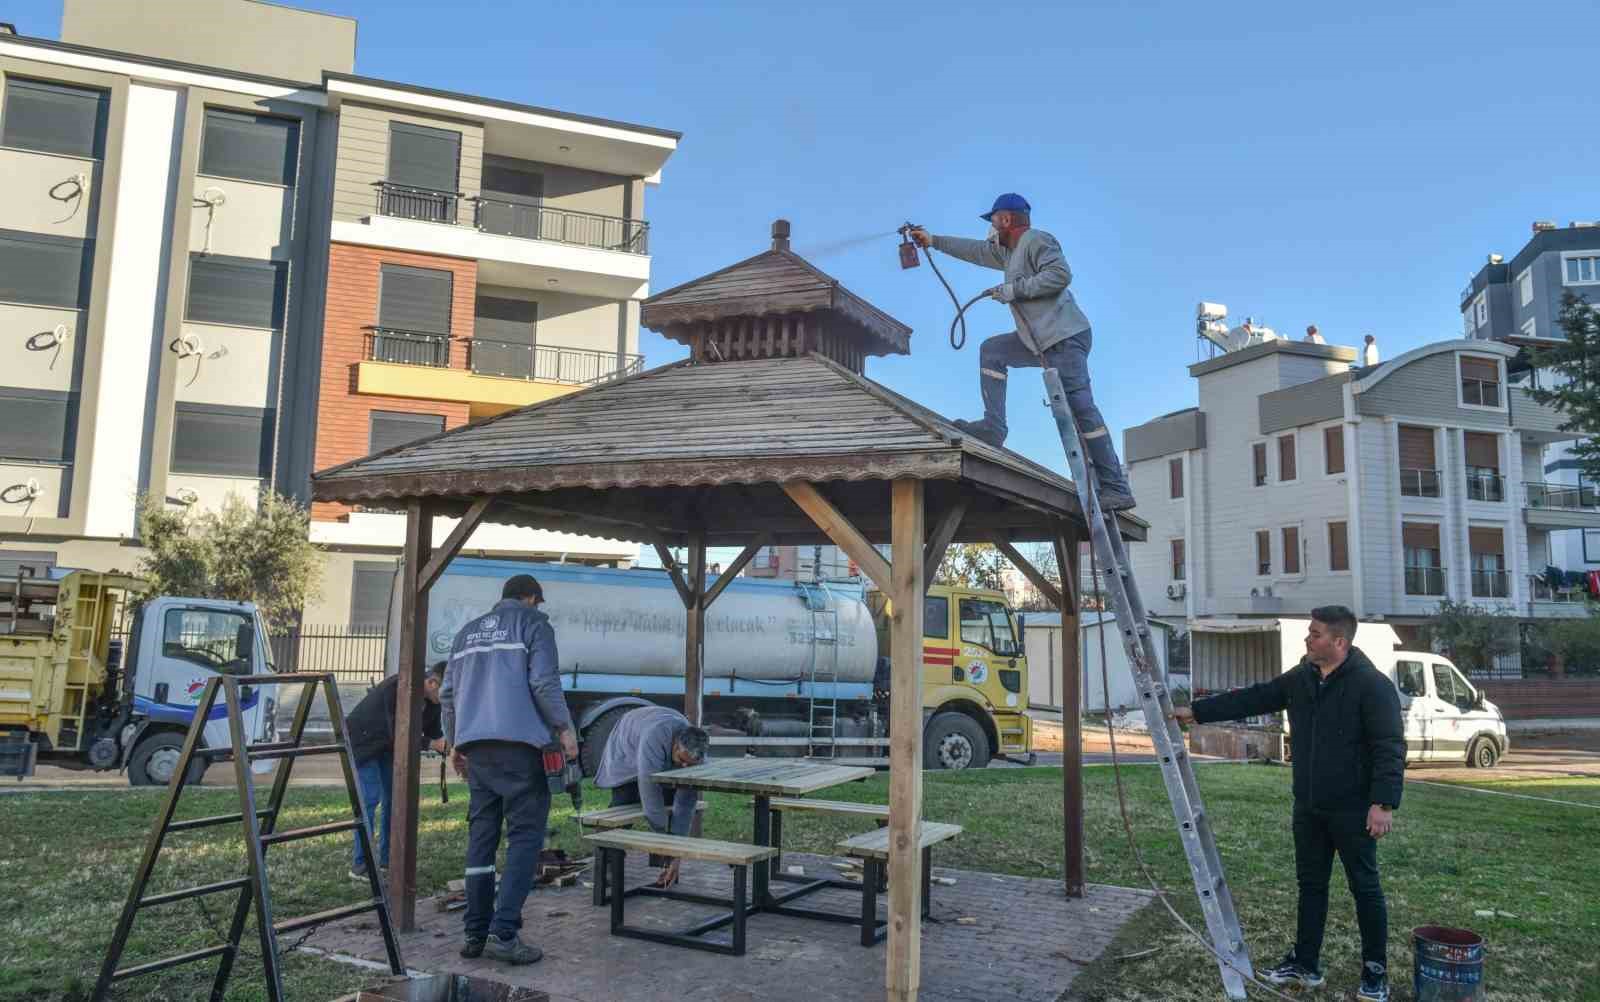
981, 193, 1031, 221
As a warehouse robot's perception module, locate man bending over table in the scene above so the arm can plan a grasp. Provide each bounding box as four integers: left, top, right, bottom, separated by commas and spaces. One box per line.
593, 705, 710, 887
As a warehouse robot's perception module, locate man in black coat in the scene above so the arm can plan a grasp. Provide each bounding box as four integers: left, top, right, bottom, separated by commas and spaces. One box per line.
344, 661, 446, 880
1173, 606, 1404, 1002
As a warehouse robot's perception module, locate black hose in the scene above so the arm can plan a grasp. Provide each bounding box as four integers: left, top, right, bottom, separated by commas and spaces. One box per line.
922, 247, 990, 351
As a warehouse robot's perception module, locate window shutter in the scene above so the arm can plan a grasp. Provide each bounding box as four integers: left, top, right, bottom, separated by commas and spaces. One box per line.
1402, 523, 1441, 550
474, 295, 538, 345
1255, 530, 1271, 572
379, 265, 453, 335
1460, 356, 1499, 383
349, 561, 394, 628
1397, 426, 1436, 470
1278, 435, 1296, 481
1171, 539, 1185, 580
1328, 521, 1349, 572
201, 109, 299, 186
186, 255, 287, 328
1253, 443, 1267, 485
1468, 527, 1504, 555
1169, 457, 1183, 498
171, 404, 273, 477
388, 122, 461, 192
1282, 527, 1301, 574
1, 77, 108, 158
0, 230, 93, 308
0, 388, 78, 462
1463, 432, 1499, 470
1324, 426, 1345, 475
368, 410, 445, 454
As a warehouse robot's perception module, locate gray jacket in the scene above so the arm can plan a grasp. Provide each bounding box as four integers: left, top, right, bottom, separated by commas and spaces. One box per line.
932, 228, 1091, 352
594, 706, 697, 836
441, 598, 573, 751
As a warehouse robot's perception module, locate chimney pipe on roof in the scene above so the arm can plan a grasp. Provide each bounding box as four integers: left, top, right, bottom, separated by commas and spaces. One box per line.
771, 219, 791, 253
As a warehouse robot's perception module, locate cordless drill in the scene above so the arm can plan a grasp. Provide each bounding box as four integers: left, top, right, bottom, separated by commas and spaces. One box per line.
541, 745, 583, 812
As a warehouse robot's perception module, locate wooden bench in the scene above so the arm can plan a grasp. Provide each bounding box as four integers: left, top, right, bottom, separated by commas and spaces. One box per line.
584, 829, 778, 956
767, 797, 890, 870
579, 801, 706, 905
838, 822, 963, 946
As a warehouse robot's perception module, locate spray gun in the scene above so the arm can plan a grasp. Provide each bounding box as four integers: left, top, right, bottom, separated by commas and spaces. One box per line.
897, 222, 923, 270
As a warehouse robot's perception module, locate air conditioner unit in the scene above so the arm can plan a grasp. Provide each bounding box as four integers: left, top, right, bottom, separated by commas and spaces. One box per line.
1249, 585, 1275, 598
1166, 583, 1187, 599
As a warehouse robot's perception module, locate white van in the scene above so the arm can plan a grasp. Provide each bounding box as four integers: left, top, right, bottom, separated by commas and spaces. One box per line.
1188, 617, 1510, 768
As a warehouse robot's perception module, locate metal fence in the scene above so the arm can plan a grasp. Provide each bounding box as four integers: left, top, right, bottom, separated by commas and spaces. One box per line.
473, 196, 649, 254
372, 180, 458, 223
270, 625, 388, 683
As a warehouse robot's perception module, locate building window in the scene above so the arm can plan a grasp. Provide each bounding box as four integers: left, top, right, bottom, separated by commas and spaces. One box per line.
349, 561, 394, 629
1566, 255, 1600, 285
1517, 269, 1533, 307
1402, 522, 1444, 596
472, 295, 539, 378
200, 109, 300, 186
1281, 526, 1301, 575
1463, 431, 1503, 502
1328, 520, 1349, 572
368, 410, 444, 455
1460, 355, 1501, 407
1171, 539, 1186, 581
1277, 433, 1297, 482
1398, 425, 1440, 497
1255, 529, 1271, 576
171, 403, 273, 478
1468, 527, 1507, 599
1324, 425, 1345, 475
1168, 457, 1183, 499
0, 229, 93, 309
1252, 442, 1268, 487
0, 77, 108, 158
1462, 310, 1475, 337
0, 387, 77, 463
385, 121, 461, 221
186, 254, 288, 329
374, 264, 454, 365
1521, 317, 1537, 339
1474, 293, 1488, 325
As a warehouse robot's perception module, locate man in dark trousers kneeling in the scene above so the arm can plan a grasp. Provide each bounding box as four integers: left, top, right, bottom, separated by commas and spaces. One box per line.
343, 661, 446, 881
1173, 606, 1404, 1002
442, 574, 577, 965
594, 705, 709, 888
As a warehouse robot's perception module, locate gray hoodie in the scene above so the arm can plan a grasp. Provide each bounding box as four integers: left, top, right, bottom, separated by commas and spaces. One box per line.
593, 706, 698, 836
441, 598, 572, 751
932, 228, 1091, 352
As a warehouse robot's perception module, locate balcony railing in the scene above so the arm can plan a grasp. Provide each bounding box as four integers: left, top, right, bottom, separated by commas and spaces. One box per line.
473, 196, 649, 255
364, 327, 643, 386
372, 181, 460, 224
1461, 378, 1501, 407
1465, 472, 1505, 502
1470, 568, 1509, 599
1400, 468, 1442, 498
1525, 481, 1600, 510
1404, 566, 1447, 596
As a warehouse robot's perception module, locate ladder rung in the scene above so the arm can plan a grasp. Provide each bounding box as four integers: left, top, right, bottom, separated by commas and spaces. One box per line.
167, 809, 273, 832
114, 943, 232, 980
252, 743, 345, 761
274, 900, 378, 935
260, 819, 359, 846
139, 877, 252, 908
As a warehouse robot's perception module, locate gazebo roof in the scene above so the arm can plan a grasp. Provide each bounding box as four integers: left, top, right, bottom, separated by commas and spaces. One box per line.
311, 353, 1144, 547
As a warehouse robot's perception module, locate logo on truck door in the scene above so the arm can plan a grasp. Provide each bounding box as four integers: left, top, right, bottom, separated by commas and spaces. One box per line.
967, 662, 989, 685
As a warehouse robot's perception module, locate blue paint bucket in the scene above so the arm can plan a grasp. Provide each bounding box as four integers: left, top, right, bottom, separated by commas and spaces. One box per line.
1413, 925, 1486, 1002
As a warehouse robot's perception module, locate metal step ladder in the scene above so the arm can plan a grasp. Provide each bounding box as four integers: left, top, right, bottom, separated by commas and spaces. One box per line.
1040, 367, 1253, 1000
92, 671, 404, 1002
797, 583, 841, 758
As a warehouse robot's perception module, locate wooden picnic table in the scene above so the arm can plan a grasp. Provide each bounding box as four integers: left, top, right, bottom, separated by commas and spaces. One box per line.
654, 758, 875, 920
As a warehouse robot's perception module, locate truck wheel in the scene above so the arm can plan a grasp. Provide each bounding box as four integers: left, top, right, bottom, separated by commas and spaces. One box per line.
580, 708, 628, 779
128, 732, 205, 788
1467, 737, 1499, 769
923, 713, 991, 771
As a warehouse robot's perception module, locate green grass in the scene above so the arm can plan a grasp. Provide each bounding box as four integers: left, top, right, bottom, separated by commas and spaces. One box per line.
2, 765, 1597, 1001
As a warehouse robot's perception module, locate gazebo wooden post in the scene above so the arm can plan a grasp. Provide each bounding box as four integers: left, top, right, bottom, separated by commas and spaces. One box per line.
388, 499, 433, 931
1054, 525, 1085, 897
887, 478, 926, 1002
684, 529, 707, 726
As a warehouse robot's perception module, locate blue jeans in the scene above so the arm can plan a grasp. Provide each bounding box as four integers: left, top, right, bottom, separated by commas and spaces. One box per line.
977, 328, 1132, 494
463, 741, 550, 941
353, 755, 392, 871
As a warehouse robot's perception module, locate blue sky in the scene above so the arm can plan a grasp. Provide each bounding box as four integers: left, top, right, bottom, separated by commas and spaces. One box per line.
11, 0, 1600, 475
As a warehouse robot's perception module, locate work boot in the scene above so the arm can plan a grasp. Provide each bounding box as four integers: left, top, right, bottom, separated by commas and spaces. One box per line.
951, 418, 1006, 449
484, 932, 542, 965
459, 937, 485, 959
1097, 490, 1137, 511
1357, 962, 1390, 1002
348, 862, 370, 883
1260, 949, 1324, 989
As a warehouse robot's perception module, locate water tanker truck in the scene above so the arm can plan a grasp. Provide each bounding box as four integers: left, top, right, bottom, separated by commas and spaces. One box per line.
388, 558, 1033, 770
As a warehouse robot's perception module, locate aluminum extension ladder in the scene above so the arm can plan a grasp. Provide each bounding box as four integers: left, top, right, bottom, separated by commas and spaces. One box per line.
1041, 367, 1254, 1000
92, 671, 404, 1002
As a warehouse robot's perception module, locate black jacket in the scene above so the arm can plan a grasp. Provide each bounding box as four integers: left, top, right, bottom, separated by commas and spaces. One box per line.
1193, 646, 1405, 812
346, 675, 443, 765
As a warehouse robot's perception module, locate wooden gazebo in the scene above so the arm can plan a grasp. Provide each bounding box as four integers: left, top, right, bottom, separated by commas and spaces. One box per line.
311, 220, 1144, 1002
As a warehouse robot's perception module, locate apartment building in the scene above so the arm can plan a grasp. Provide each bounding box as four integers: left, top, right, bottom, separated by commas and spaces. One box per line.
1460, 221, 1600, 571
0, 0, 678, 629
1124, 335, 1590, 647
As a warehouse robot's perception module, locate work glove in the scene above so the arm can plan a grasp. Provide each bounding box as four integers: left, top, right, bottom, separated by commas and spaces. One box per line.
989, 282, 1017, 303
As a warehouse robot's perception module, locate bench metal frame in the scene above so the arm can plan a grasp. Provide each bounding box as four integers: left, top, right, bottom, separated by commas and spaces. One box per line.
596, 845, 751, 956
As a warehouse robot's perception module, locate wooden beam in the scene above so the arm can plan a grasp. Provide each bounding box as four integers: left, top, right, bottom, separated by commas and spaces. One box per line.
781, 481, 892, 593
683, 529, 707, 727
1054, 527, 1084, 898
653, 541, 695, 608
922, 497, 969, 591
703, 533, 772, 609
418, 496, 490, 592
389, 499, 433, 930
992, 537, 1063, 610
886, 478, 925, 1002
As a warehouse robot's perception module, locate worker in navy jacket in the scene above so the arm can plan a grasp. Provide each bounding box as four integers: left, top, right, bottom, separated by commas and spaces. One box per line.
1173, 606, 1404, 1002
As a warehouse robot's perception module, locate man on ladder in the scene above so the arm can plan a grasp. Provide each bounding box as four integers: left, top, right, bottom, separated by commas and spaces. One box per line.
908, 195, 1136, 510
